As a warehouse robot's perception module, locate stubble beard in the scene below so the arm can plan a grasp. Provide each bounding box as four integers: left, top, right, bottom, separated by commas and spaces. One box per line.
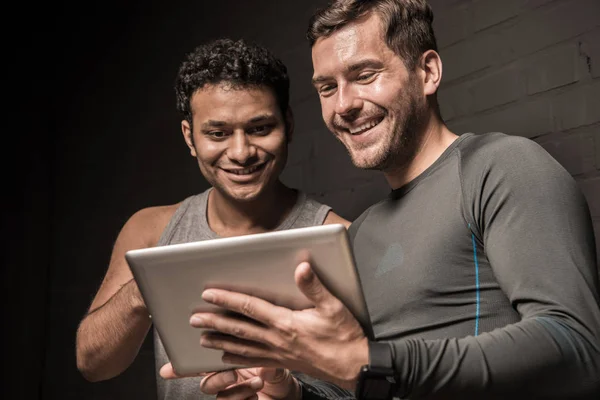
351, 87, 426, 172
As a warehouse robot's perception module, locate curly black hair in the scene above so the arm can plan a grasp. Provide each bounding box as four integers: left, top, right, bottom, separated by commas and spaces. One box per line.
175, 38, 290, 125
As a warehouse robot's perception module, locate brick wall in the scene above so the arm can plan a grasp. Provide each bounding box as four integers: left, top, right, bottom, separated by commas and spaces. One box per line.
430, 0, 600, 256
280, 1, 600, 247
42, 1, 599, 399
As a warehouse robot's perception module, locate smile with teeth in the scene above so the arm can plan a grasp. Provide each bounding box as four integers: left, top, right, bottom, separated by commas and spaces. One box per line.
348, 117, 384, 135
223, 163, 265, 175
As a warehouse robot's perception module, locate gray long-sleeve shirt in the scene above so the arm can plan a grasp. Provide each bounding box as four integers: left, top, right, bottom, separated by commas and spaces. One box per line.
302, 132, 600, 399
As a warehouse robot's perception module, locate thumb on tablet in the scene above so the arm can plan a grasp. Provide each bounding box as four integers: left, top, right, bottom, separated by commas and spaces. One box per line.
159, 363, 178, 379
295, 262, 335, 307
160, 362, 206, 379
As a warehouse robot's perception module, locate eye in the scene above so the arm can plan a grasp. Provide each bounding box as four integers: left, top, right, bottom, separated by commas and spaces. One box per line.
247, 124, 274, 136
356, 72, 376, 83
206, 131, 229, 139
318, 84, 337, 97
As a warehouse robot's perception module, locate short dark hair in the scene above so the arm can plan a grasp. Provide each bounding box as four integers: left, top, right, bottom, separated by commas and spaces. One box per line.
175, 39, 290, 124
307, 0, 437, 70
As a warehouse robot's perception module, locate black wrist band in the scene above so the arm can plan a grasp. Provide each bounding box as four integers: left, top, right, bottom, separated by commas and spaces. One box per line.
356, 341, 397, 400
368, 341, 393, 370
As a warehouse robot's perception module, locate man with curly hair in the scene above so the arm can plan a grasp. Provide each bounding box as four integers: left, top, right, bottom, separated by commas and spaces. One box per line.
75, 38, 348, 399
171, 1, 600, 400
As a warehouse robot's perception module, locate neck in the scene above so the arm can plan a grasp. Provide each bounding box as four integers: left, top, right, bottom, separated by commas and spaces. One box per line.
207, 181, 297, 237
383, 112, 458, 189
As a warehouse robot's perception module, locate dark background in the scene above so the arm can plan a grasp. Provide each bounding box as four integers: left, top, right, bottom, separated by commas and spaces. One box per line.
5, 0, 599, 399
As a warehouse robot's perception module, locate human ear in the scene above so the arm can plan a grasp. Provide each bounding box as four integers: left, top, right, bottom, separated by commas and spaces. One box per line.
420, 50, 442, 96
181, 120, 197, 157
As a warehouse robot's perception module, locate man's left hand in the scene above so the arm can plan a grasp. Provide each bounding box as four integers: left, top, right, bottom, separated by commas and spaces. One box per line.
160, 365, 299, 400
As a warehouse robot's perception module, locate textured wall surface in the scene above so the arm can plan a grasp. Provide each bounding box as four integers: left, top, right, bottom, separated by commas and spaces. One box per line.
15, 1, 597, 399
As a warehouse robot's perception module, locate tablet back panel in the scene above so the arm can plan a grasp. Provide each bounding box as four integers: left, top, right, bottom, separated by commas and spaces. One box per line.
125, 224, 369, 375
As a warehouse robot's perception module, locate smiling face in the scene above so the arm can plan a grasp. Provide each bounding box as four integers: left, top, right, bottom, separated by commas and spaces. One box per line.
311, 12, 427, 170
181, 84, 290, 202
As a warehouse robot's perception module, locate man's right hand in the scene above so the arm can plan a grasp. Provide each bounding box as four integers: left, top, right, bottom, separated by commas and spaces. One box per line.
160, 365, 299, 400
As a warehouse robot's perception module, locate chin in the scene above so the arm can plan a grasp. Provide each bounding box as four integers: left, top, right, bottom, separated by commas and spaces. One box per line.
348, 147, 387, 170
225, 185, 265, 202
350, 157, 384, 170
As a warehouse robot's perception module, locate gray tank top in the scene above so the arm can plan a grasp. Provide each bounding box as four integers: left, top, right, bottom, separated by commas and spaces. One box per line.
154, 188, 332, 399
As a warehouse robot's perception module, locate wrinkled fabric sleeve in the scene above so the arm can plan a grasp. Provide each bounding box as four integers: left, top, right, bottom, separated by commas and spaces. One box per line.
386, 136, 600, 399
295, 372, 356, 400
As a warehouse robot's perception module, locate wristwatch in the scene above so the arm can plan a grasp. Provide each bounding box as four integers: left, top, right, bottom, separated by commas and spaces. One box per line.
355, 342, 397, 400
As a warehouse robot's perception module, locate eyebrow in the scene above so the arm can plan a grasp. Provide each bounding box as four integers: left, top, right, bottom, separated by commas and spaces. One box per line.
201, 120, 227, 129
248, 114, 276, 124
312, 58, 385, 85
200, 114, 276, 130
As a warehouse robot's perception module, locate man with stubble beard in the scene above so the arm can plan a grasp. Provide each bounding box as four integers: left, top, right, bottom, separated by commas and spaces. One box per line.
162, 1, 600, 399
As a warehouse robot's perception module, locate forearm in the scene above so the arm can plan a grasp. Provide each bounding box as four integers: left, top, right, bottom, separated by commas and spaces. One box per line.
390, 316, 600, 399
76, 279, 152, 382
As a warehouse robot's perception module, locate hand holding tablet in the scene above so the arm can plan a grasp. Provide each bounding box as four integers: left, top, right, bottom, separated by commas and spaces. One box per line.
125, 224, 370, 375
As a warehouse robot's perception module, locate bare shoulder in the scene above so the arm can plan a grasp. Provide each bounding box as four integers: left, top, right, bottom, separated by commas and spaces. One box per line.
87, 202, 182, 312
123, 203, 181, 247
323, 210, 351, 229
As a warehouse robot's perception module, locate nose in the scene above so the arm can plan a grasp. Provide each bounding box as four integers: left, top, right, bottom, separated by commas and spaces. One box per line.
334, 83, 363, 117
227, 131, 257, 164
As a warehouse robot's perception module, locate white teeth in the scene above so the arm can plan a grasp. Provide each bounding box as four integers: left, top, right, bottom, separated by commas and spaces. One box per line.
349, 118, 382, 135
227, 164, 262, 175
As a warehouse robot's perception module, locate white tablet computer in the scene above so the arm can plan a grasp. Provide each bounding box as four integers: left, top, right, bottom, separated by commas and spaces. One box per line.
125, 223, 370, 375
